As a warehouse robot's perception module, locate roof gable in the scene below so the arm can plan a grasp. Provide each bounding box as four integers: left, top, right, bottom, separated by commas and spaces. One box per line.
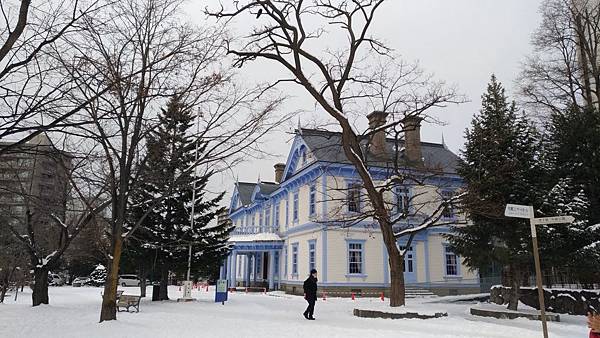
281, 134, 315, 182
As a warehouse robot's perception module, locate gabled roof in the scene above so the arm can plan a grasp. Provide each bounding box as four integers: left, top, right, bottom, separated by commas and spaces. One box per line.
298, 128, 459, 174
236, 181, 280, 207
236, 182, 257, 206
258, 181, 280, 195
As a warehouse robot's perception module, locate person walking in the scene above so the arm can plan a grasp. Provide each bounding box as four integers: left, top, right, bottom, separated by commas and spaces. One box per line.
303, 269, 318, 320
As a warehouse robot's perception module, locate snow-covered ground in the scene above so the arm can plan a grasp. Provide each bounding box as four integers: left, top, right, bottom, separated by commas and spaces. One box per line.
0, 286, 589, 338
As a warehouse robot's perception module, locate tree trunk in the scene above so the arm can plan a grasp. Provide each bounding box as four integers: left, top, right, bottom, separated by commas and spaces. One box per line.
32, 267, 49, 306
0, 276, 7, 303
507, 264, 521, 311
336, 128, 407, 307
100, 236, 123, 322
379, 218, 405, 307
388, 249, 406, 307
139, 265, 147, 298
159, 265, 169, 301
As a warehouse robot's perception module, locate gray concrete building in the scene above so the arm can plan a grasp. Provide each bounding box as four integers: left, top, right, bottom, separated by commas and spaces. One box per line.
0, 135, 71, 238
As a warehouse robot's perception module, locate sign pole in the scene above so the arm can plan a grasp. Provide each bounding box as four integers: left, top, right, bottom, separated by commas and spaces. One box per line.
529, 211, 549, 338
505, 204, 575, 338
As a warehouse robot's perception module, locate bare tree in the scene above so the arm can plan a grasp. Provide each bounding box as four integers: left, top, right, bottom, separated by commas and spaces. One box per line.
59, 0, 286, 321
0, 0, 113, 153
0, 135, 110, 306
207, 0, 463, 306
519, 0, 600, 115
0, 231, 27, 303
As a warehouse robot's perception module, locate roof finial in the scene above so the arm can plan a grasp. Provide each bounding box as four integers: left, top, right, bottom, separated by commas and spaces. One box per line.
441, 132, 448, 150
257, 173, 261, 183
297, 117, 303, 135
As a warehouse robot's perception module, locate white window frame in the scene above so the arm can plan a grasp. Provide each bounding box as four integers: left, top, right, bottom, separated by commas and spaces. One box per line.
274, 203, 280, 228
291, 243, 299, 276
308, 240, 316, 272
265, 204, 271, 229
444, 245, 460, 277
293, 191, 299, 222
441, 190, 455, 218
346, 240, 366, 276
309, 184, 317, 216
347, 183, 361, 213
396, 186, 410, 215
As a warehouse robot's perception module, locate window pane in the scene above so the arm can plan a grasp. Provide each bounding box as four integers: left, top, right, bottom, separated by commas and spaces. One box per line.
292, 245, 298, 274
309, 185, 316, 216
445, 247, 458, 276
348, 243, 362, 274
442, 191, 454, 217
348, 184, 360, 212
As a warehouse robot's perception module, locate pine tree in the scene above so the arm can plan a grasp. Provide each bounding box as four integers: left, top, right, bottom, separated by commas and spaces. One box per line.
545, 106, 600, 224
447, 75, 544, 310
538, 178, 598, 281
127, 96, 232, 300
539, 106, 600, 284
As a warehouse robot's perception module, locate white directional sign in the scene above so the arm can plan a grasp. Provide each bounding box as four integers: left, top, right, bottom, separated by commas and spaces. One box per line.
530, 215, 575, 225
504, 204, 534, 219
503, 203, 573, 338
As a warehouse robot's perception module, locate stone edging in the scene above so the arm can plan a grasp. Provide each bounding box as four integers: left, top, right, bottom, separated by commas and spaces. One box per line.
353, 308, 448, 319
470, 307, 561, 322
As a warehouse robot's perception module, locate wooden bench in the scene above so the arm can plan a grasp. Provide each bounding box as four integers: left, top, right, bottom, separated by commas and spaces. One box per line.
117, 294, 142, 313
101, 290, 124, 300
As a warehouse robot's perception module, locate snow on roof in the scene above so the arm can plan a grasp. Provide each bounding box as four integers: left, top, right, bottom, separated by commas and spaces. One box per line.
228, 233, 282, 242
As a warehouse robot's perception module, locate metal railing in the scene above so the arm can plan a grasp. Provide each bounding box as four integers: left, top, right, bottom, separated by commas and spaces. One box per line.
232, 225, 279, 235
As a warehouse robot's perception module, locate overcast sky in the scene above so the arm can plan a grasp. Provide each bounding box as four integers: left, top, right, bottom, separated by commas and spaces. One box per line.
186, 0, 544, 207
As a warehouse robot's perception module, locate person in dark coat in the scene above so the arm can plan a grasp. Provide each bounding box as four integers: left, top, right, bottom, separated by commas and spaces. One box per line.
303, 269, 318, 320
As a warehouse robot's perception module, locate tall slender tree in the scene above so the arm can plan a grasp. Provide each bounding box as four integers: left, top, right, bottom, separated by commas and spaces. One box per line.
448, 75, 544, 310
127, 96, 232, 300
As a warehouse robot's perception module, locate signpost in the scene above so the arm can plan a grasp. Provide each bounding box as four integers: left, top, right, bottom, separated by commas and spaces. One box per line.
215, 279, 228, 305
530, 216, 575, 226
504, 204, 574, 338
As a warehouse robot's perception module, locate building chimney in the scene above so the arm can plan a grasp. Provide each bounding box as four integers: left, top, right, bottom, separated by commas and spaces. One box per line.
274, 163, 286, 183
404, 116, 423, 166
367, 111, 389, 157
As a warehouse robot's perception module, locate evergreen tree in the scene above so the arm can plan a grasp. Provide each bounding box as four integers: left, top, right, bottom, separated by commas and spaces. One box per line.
538, 178, 600, 283
545, 106, 600, 224
538, 106, 600, 284
89, 264, 107, 287
447, 75, 544, 310
127, 96, 232, 300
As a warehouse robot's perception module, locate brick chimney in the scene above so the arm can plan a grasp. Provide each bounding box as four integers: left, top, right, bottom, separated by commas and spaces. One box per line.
274, 163, 286, 183
404, 116, 423, 166
367, 111, 389, 157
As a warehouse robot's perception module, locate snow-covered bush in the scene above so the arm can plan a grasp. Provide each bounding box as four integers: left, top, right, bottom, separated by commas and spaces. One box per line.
88, 265, 107, 287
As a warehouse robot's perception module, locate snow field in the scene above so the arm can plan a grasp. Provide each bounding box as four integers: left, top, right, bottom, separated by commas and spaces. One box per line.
0, 286, 589, 338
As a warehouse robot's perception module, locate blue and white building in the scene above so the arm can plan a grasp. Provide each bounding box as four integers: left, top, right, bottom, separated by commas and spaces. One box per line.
220, 113, 480, 296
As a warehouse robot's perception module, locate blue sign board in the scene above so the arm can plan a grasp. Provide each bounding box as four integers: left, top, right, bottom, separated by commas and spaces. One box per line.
215, 279, 228, 304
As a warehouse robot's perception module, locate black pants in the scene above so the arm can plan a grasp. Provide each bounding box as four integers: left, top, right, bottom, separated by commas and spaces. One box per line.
304, 298, 315, 318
